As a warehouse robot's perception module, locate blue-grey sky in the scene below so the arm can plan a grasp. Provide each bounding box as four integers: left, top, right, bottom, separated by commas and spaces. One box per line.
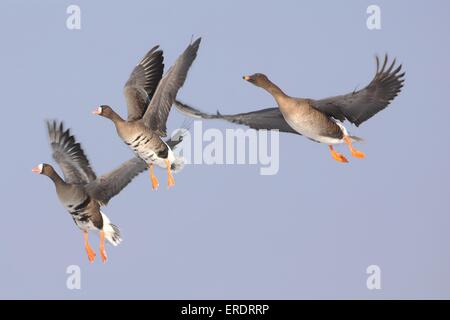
1, 0, 449, 299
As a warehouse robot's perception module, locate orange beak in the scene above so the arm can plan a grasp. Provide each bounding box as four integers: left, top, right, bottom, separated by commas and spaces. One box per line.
243, 75, 251, 81
32, 166, 41, 173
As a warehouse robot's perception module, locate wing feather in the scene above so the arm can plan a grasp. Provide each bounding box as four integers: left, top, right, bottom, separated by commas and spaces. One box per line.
174, 100, 300, 135
142, 38, 201, 136
124, 46, 164, 121
85, 157, 147, 206
311, 55, 405, 126
47, 120, 97, 184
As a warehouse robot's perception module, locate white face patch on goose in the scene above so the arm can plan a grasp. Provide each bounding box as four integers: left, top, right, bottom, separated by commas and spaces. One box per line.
32, 163, 43, 174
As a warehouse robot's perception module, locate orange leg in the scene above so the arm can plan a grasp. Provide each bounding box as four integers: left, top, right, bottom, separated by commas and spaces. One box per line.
99, 230, 107, 263
328, 145, 349, 163
149, 164, 159, 190
344, 136, 365, 159
166, 159, 175, 189
83, 231, 96, 263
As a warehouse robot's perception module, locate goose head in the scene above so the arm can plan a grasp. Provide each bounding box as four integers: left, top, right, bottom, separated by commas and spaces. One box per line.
243, 73, 271, 88
32, 163, 54, 176
93, 105, 124, 124
93, 105, 115, 118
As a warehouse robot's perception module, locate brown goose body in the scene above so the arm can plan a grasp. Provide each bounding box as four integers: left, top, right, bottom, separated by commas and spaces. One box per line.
108, 116, 172, 167
284, 99, 344, 143
268, 83, 345, 143
95, 38, 201, 188
41, 165, 103, 231
175, 55, 404, 163
33, 121, 152, 262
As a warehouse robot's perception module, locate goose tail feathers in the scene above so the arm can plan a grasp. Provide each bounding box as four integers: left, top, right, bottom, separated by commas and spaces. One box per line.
100, 212, 122, 246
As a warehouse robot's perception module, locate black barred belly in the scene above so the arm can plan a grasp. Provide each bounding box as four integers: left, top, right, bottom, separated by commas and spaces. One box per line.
67, 197, 95, 230
126, 134, 158, 163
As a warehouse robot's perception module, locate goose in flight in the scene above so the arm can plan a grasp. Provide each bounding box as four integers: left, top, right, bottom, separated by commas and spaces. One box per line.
175, 55, 404, 163
94, 38, 201, 188
32, 121, 183, 263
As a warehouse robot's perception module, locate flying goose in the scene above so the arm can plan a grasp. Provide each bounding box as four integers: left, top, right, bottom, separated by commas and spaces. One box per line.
175, 55, 405, 163
94, 38, 201, 189
32, 121, 183, 263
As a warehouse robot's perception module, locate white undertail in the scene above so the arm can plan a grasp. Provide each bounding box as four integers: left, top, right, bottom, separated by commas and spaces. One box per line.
171, 155, 185, 173
100, 212, 122, 246
165, 141, 185, 173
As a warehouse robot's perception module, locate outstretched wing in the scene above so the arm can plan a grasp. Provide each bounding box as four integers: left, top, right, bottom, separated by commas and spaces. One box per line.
142, 38, 201, 137
85, 157, 147, 206
124, 45, 164, 121
174, 100, 301, 135
47, 120, 97, 185
310, 55, 405, 126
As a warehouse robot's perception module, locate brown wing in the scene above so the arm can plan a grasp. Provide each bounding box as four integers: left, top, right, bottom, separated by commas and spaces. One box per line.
85, 157, 147, 206
47, 120, 97, 185
142, 38, 201, 136
124, 46, 164, 121
174, 100, 301, 135
311, 55, 405, 126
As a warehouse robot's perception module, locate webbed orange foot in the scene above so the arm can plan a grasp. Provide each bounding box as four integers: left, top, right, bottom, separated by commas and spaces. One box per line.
350, 149, 366, 159
329, 145, 349, 163
165, 159, 175, 189
99, 230, 107, 264
168, 174, 175, 188
84, 232, 96, 263
85, 245, 96, 263
344, 136, 366, 159
149, 164, 159, 190
100, 249, 107, 263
